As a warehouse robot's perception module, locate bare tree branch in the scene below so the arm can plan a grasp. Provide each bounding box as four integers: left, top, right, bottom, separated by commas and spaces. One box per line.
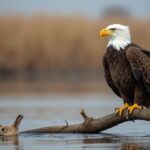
21, 108, 150, 134
80, 109, 89, 120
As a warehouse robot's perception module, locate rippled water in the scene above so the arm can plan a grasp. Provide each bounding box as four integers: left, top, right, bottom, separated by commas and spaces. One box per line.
0, 93, 150, 150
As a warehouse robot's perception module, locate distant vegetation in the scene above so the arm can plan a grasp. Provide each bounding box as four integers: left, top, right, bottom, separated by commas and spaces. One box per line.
0, 15, 149, 80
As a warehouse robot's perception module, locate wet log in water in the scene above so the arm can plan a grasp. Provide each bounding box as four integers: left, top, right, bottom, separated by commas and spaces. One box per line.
21, 108, 150, 134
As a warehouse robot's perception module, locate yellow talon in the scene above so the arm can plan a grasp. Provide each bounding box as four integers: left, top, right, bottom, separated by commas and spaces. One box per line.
128, 103, 142, 114
115, 103, 129, 116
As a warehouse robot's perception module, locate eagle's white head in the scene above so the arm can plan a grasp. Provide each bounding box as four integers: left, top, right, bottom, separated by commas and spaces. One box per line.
100, 24, 131, 50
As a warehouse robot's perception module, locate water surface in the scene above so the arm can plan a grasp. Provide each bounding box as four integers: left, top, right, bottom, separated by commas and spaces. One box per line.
0, 93, 150, 150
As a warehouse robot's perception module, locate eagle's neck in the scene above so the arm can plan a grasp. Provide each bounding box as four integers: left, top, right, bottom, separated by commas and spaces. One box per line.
107, 33, 131, 51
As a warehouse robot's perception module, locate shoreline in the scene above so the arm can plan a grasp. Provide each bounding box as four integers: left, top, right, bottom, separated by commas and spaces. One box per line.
0, 78, 111, 95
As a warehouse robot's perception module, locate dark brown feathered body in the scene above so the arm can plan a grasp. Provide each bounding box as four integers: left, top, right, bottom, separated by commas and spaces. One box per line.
103, 43, 150, 107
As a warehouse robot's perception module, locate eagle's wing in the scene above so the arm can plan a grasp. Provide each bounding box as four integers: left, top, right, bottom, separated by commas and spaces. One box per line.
103, 54, 121, 97
126, 46, 150, 92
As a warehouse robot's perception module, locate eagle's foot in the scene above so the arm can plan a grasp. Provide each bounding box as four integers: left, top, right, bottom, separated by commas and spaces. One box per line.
128, 103, 142, 114
115, 103, 129, 116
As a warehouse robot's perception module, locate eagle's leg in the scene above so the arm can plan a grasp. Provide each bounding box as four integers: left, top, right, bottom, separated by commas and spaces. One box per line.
115, 103, 129, 116
128, 84, 143, 114
115, 93, 131, 116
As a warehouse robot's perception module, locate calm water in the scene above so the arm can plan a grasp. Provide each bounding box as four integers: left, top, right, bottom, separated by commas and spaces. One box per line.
0, 93, 150, 150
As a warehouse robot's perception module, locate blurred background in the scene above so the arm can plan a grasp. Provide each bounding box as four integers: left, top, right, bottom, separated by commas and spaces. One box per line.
1, 1, 150, 149
0, 0, 150, 95
0, 0, 150, 150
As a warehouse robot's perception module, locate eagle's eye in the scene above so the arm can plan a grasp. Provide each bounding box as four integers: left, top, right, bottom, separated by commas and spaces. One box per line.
110, 28, 116, 31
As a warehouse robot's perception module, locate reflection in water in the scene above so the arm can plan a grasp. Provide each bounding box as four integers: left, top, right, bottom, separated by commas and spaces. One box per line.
0, 132, 148, 150
0, 135, 22, 150
0, 135, 19, 145
83, 135, 138, 150
121, 143, 139, 150
83, 134, 119, 144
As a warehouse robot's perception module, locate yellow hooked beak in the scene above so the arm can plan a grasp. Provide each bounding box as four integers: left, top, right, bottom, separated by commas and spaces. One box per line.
99, 28, 113, 37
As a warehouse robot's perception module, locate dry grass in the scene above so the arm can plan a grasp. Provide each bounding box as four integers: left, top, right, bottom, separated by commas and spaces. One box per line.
0, 15, 149, 79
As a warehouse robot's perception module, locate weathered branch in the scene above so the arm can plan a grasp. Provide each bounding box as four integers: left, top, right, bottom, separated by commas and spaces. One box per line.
80, 109, 89, 120
21, 108, 150, 134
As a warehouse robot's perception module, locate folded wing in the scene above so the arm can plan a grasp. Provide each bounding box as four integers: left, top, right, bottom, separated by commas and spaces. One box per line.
126, 46, 150, 92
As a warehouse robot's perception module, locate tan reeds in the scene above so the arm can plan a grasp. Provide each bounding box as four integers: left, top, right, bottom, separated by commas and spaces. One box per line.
0, 15, 149, 78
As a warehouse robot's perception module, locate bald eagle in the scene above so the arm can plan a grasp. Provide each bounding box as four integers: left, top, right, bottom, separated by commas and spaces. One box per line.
100, 24, 150, 116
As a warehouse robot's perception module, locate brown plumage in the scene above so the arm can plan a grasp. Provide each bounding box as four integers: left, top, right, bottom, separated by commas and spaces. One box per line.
103, 43, 150, 106
100, 24, 150, 115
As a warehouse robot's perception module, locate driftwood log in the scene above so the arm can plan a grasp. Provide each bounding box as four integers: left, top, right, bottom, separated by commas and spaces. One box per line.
21, 108, 150, 134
